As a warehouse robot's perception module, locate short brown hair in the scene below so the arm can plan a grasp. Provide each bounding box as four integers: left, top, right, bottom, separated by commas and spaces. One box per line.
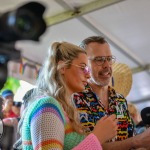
80, 36, 108, 49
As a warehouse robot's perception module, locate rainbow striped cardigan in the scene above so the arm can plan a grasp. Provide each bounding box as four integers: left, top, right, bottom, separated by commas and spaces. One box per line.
22, 96, 102, 150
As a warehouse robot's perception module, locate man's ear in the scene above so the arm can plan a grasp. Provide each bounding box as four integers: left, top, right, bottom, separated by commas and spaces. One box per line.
57, 61, 66, 74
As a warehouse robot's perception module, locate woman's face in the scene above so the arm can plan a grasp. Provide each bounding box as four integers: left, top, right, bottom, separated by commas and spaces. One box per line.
63, 53, 90, 94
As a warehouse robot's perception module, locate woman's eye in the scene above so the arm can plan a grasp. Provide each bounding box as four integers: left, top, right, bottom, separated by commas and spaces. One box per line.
80, 66, 85, 70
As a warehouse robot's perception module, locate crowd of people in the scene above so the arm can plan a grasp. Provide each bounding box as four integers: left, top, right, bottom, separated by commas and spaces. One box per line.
0, 35, 150, 150
0, 89, 22, 149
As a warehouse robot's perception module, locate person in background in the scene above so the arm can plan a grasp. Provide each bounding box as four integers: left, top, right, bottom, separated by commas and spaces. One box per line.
21, 41, 118, 149
12, 101, 22, 117
0, 91, 22, 149
1, 89, 22, 119
1, 89, 14, 102
1, 89, 19, 118
73, 36, 150, 150
128, 102, 146, 135
13, 88, 35, 150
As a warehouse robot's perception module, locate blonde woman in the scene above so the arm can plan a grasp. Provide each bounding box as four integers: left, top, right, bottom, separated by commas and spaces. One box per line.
21, 42, 118, 149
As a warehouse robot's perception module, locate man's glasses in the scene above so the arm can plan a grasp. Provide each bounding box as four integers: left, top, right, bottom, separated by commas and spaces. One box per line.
70, 64, 90, 74
88, 56, 116, 66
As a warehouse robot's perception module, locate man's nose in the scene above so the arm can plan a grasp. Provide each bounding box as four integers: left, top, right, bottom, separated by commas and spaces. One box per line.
102, 59, 111, 68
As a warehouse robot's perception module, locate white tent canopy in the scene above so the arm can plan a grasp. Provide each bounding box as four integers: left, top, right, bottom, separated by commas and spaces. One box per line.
1, 0, 150, 111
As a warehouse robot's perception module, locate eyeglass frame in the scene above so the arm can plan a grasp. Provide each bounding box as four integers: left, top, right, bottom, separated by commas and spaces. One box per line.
88, 55, 116, 66
69, 64, 90, 74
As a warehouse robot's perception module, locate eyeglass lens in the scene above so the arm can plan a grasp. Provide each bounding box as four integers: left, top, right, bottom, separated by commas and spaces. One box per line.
83, 66, 90, 74
71, 64, 90, 74
94, 56, 115, 65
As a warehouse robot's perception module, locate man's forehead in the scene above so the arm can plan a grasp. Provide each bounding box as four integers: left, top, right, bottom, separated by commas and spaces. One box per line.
86, 43, 112, 57
86, 42, 109, 49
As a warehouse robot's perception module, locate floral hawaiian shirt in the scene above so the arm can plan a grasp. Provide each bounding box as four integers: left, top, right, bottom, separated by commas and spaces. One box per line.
73, 85, 134, 141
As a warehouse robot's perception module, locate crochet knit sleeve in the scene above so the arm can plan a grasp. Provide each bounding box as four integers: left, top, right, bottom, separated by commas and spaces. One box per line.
24, 96, 66, 149
72, 133, 102, 150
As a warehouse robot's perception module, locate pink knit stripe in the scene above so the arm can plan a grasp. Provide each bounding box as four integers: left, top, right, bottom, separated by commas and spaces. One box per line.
72, 133, 102, 150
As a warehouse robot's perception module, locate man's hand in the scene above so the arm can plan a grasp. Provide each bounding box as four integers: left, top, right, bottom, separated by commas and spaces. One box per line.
92, 114, 118, 144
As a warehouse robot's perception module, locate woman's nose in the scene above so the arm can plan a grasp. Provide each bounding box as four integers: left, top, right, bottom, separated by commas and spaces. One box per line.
86, 72, 90, 79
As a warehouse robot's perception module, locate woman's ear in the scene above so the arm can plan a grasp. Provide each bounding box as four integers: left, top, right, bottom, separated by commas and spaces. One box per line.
57, 61, 66, 74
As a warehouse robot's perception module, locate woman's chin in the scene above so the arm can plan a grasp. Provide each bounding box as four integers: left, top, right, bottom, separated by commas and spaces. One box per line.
76, 86, 85, 93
